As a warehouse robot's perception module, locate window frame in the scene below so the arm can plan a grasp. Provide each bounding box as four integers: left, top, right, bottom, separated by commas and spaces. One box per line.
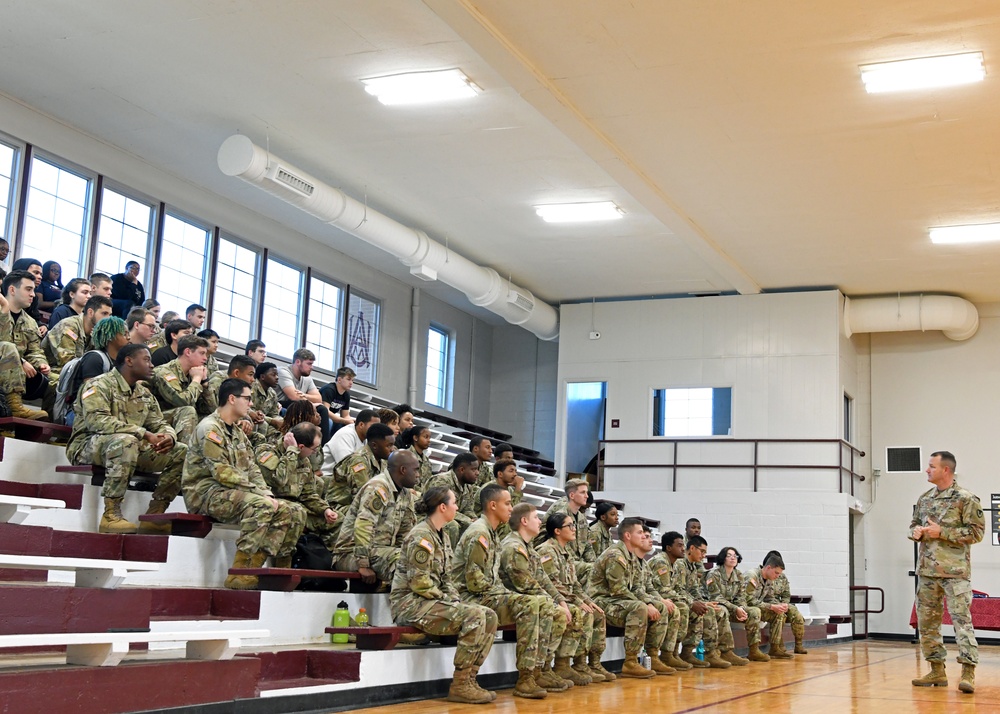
650, 385, 734, 438
211, 231, 263, 349
0, 132, 25, 249
92, 178, 159, 286
154, 206, 213, 310
259, 253, 306, 361
342, 286, 381, 388
424, 323, 453, 410
304, 269, 346, 374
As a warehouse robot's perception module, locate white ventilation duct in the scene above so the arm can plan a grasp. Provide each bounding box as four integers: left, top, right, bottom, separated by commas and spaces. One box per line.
217, 134, 559, 341
844, 295, 979, 341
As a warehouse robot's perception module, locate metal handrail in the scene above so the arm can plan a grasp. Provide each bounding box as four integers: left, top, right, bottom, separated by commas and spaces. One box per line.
849, 585, 884, 639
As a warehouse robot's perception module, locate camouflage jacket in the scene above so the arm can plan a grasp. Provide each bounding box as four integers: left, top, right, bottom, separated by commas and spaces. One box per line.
452, 515, 507, 598
146, 332, 167, 353
251, 380, 282, 418
772, 572, 793, 604
390, 518, 459, 606
328, 443, 385, 509
182, 412, 272, 513
543, 497, 596, 564
672, 557, 710, 603
706, 566, 749, 613
499, 531, 563, 601
41, 313, 91, 375
743, 566, 780, 608
331, 470, 416, 569
476, 460, 493, 486
537, 538, 592, 606
909, 482, 985, 579
0, 309, 46, 368
589, 521, 613, 558
256, 441, 330, 516
150, 359, 212, 414
425, 469, 477, 528
409, 446, 433, 491
645, 552, 682, 600
200, 369, 228, 416
589, 541, 657, 605
472, 480, 523, 539
66, 369, 174, 462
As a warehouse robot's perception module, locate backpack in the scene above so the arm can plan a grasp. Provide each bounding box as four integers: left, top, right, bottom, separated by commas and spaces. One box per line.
53, 350, 112, 425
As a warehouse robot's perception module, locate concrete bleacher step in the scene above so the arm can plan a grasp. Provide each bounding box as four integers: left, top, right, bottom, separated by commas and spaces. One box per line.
247, 649, 361, 692
0, 585, 152, 635
55, 464, 159, 492
0, 553, 159, 589
0, 493, 65, 524
0, 522, 168, 563
229, 567, 368, 593
0, 480, 83, 510
137, 511, 238, 538
149, 587, 261, 621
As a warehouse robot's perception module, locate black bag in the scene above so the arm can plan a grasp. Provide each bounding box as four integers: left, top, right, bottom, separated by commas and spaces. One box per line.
292, 533, 345, 592
0, 388, 11, 419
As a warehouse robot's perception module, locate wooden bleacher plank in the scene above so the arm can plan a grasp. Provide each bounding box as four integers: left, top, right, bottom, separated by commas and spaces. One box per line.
0, 494, 65, 524
0, 553, 159, 588
136, 512, 236, 538
229, 567, 360, 592
55, 464, 159, 492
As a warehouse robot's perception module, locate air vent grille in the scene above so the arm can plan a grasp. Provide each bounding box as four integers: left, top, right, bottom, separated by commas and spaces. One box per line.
507, 289, 534, 312
886, 446, 921, 472
269, 166, 315, 197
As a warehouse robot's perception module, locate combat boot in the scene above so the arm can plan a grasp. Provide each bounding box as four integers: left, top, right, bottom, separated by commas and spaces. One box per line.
137, 498, 172, 534
469, 665, 497, 701
768, 638, 794, 659
911, 661, 947, 687
270, 554, 293, 568
8, 392, 47, 421
959, 663, 975, 693
648, 653, 676, 675
99, 497, 138, 534
571, 655, 595, 684
589, 652, 616, 682
706, 649, 733, 669
791, 623, 809, 654
536, 665, 571, 691
680, 644, 710, 668
446, 668, 492, 704
721, 649, 750, 666
619, 653, 656, 679
747, 644, 770, 662
224, 549, 258, 590
554, 656, 590, 686
665, 650, 693, 670
512, 670, 547, 699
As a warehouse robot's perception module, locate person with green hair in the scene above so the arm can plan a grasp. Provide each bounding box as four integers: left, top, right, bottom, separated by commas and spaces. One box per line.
62, 316, 129, 425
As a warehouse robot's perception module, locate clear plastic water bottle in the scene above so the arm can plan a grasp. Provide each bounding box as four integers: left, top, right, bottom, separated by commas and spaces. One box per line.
356, 607, 369, 627
639, 647, 651, 669
696, 639, 705, 661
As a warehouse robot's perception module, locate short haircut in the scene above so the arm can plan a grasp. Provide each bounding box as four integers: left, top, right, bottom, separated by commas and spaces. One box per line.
618, 517, 644, 538
176, 335, 209, 356
469, 435, 490, 451
336, 366, 356, 379
377, 408, 398, 425
686, 517, 701, 528
293, 348, 315, 362
661, 530, 684, 550
228, 355, 257, 375
545, 511, 571, 539
142, 298, 159, 310
687, 535, 708, 549
218, 377, 250, 405
115, 342, 149, 367
494, 442, 513, 456
160, 311, 179, 324
479, 482, 506, 510
391, 403, 413, 417
62, 277, 89, 303
125, 307, 149, 330
245, 339, 265, 354
365, 423, 394, 443
493, 458, 516, 477
763, 555, 785, 570
84, 295, 113, 314
197, 328, 219, 340
89, 272, 111, 285
290, 422, 321, 447
164, 319, 193, 344
185, 303, 206, 316
510, 502, 536, 531
125, 260, 140, 270
931, 450, 957, 472
91, 316, 127, 350
2, 270, 32, 296
564, 478, 588, 497
452, 452, 478, 470
356, 408, 378, 425
254, 360, 277, 379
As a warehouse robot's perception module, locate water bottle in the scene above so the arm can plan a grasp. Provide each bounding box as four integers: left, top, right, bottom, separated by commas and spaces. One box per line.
331, 601, 350, 643
356, 607, 369, 627
639, 647, 651, 669
696, 639, 705, 661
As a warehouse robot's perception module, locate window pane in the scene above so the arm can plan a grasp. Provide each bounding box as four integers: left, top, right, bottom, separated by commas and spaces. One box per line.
94, 187, 152, 284
260, 258, 302, 359
211, 236, 259, 345
344, 289, 380, 385
304, 276, 343, 372
21, 156, 90, 278
0, 142, 17, 242
652, 387, 732, 437
424, 326, 449, 408
156, 212, 209, 314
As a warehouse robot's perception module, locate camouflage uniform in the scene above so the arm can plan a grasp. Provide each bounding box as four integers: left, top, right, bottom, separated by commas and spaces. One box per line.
149, 359, 211, 444
707, 566, 762, 648
499, 532, 568, 667
473, 480, 522, 539
589, 541, 668, 656
146, 332, 166, 353
327, 443, 384, 511
0, 310, 47, 396
66, 370, 186, 500
201, 369, 227, 417
910, 482, 985, 665
424, 469, 477, 547
646, 553, 690, 655
476, 460, 493, 487
539, 537, 607, 659
256, 441, 338, 544
331, 470, 417, 582
41, 313, 91, 379
390, 518, 497, 669
250, 379, 281, 441
770, 572, 806, 631
589, 521, 613, 559
182, 412, 304, 558
205, 353, 219, 375
409, 446, 433, 492
672, 557, 728, 650
743, 566, 787, 644
541, 497, 595, 585
453, 516, 545, 673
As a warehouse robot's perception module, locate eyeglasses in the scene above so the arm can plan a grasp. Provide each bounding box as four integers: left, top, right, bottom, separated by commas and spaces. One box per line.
557, 522, 576, 529
235, 394, 252, 401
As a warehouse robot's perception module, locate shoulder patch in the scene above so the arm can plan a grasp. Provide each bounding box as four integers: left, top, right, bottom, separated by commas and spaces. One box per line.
81, 387, 97, 400
413, 547, 430, 565
540, 555, 552, 563
516, 545, 528, 557
259, 451, 274, 462
616, 555, 627, 567
749, 577, 757, 587
352, 462, 365, 473
163, 373, 178, 382
477, 535, 490, 550
375, 486, 389, 501
658, 567, 669, 575
417, 538, 434, 554
206, 430, 223, 445
64, 328, 78, 341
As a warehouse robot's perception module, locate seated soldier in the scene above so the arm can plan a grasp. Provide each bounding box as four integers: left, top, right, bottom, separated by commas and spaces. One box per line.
204, 355, 256, 421
331, 450, 419, 585
126, 307, 157, 345
636, 525, 680, 674
197, 328, 220, 374
0, 270, 51, 417
250, 361, 283, 438
499, 502, 573, 693
148, 334, 212, 444
646, 531, 694, 671
41, 294, 113, 381
452, 483, 547, 700
589, 502, 618, 558
326, 422, 394, 512
377, 408, 399, 436
59, 316, 129, 425
399, 424, 433, 490
707, 546, 766, 663
493, 442, 514, 463
182, 378, 305, 590
66, 343, 187, 534
758, 550, 806, 656
473, 458, 524, 539
322, 408, 378, 467
149, 319, 193, 365
538, 511, 614, 685
469, 436, 493, 486
743, 555, 792, 659
425, 452, 479, 547
588, 517, 665, 678
146, 311, 176, 351
390, 486, 498, 704
256, 423, 337, 558
673, 535, 733, 669
539, 479, 596, 585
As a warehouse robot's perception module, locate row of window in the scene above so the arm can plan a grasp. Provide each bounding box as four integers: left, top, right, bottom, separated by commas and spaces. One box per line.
0, 134, 457, 406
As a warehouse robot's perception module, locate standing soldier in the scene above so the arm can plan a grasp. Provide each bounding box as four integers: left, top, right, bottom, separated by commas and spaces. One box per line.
646, 531, 693, 670
706, 546, 760, 663
910, 450, 985, 694
425, 452, 479, 547
390, 486, 498, 704
744, 555, 792, 659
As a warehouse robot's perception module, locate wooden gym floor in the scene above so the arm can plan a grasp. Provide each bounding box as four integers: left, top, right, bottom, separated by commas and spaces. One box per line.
341, 641, 995, 713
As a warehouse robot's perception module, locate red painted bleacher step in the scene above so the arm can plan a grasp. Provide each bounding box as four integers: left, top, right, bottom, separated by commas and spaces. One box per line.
0, 585, 151, 636
0, 480, 83, 510
248, 649, 361, 691
149, 587, 261, 621
0, 522, 168, 563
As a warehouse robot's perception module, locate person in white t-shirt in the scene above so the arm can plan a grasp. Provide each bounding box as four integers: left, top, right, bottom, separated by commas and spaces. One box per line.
321, 408, 379, 474
277, 348, 332, 443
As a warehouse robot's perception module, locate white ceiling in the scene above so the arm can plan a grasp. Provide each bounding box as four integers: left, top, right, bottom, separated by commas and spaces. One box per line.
2, 0, 1000, 317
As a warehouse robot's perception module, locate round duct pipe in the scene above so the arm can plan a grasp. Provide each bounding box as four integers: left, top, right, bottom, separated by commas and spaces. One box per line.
218, 135, 559, 341
844, 295, 979, 341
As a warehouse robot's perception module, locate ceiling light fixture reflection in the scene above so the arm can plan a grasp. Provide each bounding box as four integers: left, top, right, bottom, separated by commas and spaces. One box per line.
929, 223, 1000, 245
860, 52, 985, 93
535, 201, 625, 223
362, 69, 480, 105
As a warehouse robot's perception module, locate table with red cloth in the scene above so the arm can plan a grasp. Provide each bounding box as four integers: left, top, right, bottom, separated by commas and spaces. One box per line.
908, 591, 1000, 631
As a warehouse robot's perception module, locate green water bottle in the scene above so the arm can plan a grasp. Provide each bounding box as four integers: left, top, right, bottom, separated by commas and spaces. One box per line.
356, 607, 369, 627
331, 601, 350, 643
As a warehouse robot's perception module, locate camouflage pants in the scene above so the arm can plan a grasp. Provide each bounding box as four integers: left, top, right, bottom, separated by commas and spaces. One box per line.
595, 597, 668, 656
0, 342, 25, 393
681, 603, 723, 650
589, 605, 607, 656
70, 432, 187, 500
662, 600, 690, 654
466, 590, 543, 672
202, 487, 305, 557
917, 576, 978, 665
557, 603, 605, 658
162, 406, 198, 445
391, 594, 498, 669
575, 560, 593, 588
724, 605, 762, 647
759, 607, 785, 645
332, 546, 401, 583
539, 597, 569, 663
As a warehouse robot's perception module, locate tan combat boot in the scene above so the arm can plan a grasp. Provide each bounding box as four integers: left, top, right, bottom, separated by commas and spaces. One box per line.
665, 649, 693, 670
792, 622, 809, 654
8, 392, 47, 421
747, 644, 771, 662
706, 649, 733, 669
959, 663, 975, 693
912, 661, 947, 687
554, 656, 589, 686
571, 655, 595, 684
469, 665, 497, 701
721, 649, 750, 666
99, 497, 138, 534
224, 550, 258, 590
619, 653, 656, 679
588, 652, 615, 682
536, 665, 570, 692
768, 638, 794, 659
680, 644, 710, 668
137, 498, 172, 534
446, 668, 492, 704
513, 670, 547, 699
648, 653, 676, 675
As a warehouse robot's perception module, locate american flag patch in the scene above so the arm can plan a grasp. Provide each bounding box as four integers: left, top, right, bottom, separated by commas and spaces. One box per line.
352, 463, 365, 473
418, 538, 434, 553
81, 387, 97, 399
478, 535, 489, 550
206, 430, 223, 445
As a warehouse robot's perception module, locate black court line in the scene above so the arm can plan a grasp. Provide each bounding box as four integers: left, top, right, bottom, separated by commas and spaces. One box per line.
670, 650, 915, 714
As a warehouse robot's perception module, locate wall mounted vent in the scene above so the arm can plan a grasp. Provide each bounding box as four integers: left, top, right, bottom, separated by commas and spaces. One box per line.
507, 288, 534, 312
267, 165, 315, 197
886, 446, 921, 473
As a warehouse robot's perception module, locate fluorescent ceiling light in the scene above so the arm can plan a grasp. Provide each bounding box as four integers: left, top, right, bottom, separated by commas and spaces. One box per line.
929, 223, 1000, 245
860, 52, 985, 93
362, 69, 480, 105
535, 201, 624, 223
